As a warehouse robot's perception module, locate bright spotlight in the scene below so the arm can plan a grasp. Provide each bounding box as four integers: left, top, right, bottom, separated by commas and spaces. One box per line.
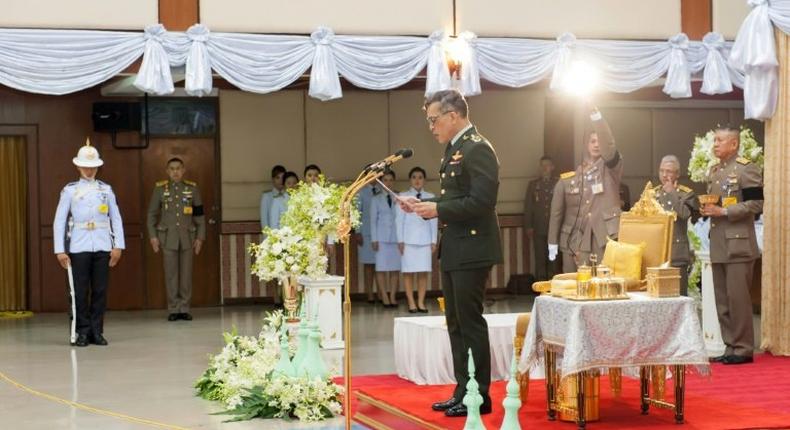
562, 60, 600, 97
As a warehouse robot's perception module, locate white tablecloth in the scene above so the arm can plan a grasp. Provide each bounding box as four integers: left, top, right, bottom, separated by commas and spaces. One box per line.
518, 293, 710, 379
394, 313, 527, 385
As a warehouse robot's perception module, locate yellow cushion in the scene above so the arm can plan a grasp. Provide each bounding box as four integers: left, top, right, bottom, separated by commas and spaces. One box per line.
602, 239, 646, 281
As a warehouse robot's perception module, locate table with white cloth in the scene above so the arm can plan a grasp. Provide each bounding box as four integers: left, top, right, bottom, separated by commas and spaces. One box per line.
394, 313, 534, 385
518, 293, 709, 429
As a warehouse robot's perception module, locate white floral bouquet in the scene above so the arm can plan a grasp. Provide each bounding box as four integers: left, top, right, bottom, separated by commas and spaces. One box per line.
688, 127, 764, 183
279, 175, 361, 241
249, 226, 327, 284
195, 310, 343, 422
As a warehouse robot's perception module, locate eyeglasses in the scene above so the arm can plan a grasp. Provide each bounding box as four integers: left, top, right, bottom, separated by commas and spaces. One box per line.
426, 111, 455, 126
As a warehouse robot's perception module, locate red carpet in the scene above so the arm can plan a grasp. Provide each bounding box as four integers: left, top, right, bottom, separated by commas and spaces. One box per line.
349, 353, 790, 429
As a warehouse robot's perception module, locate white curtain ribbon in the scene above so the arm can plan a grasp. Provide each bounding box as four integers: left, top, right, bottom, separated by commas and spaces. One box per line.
731, 0, 779, 119
309, 27, 341, 101
663, 33, 692, 98
134, 24, 174, 95
425, 31, 452, 96
549, 33, 577, 91
456, 31, 481, 96
185, 24, 213, 97
701, 32, 735, 95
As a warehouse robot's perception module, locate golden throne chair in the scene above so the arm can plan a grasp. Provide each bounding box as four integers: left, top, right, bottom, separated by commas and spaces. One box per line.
513, 182, 676, 419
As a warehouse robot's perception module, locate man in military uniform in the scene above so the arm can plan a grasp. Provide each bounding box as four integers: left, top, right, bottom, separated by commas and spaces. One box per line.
54, 140, 124, 347
524, 156, 558, 280
260, 165, 286, 229
548, 103, 622, 273
654, 155, 698, 295
401, 89, 502, 417
701, 125, 763, 365
147, 157, 206, 321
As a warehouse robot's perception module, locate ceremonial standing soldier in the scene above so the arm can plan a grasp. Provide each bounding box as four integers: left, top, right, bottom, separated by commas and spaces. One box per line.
54, 140, 124, 347
260, 165, 286, 229
524, 156, 558, 281
548, 103, 622, 273
403, 89, 502, 418
654, 155, 698, 296
370, 170, 401, 307
701, 125, 763, 365
147, 157, 206, 322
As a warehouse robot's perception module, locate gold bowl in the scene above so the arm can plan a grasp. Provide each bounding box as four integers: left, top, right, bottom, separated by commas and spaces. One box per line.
698, 194, 719, 206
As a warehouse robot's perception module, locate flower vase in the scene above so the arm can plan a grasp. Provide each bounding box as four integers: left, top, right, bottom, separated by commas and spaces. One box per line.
282, 277, 302, 323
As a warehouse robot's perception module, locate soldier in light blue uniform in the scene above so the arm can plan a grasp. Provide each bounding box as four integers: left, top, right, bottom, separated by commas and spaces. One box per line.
355, 183, 379, 303
260, 165, 286, 229
396, 167, 438, 313
269, 171, 299, 229
370, 170, 401, 307
53, 141, 124, 347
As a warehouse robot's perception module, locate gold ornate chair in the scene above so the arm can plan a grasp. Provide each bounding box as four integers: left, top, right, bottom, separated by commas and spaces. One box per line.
513, 182, 676, 419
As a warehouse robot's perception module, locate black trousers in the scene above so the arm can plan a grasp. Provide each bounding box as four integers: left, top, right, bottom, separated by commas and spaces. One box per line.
69, 252, 110, 336
441, 267, 491, 400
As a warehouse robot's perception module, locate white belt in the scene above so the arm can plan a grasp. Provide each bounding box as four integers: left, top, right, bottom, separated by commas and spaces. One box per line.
74, 221, 110, 230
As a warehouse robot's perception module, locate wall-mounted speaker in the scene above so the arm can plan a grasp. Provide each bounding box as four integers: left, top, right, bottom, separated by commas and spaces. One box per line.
92, 102, 141, 132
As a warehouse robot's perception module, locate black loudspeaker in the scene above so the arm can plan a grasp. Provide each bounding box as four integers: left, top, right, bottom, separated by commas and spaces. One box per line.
92, 102, 142, 132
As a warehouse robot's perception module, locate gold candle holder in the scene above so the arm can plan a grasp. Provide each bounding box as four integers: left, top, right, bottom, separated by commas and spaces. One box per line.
698, 194, 719, 206
437, 297, 445, 313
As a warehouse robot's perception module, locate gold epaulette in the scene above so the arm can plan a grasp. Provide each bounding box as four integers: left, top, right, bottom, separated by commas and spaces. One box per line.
155, 180, 168, 187
736, 157, 751, 165
184, 180, 197, 186
560, 171, 576, 180
678, 184, 692, 193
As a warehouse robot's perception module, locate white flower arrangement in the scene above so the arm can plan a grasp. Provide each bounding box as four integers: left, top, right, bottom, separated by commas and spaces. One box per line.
195, 310, 343, 422
279, 176, 361, 241
688, 127, 764, 183
249, 226, 327, 285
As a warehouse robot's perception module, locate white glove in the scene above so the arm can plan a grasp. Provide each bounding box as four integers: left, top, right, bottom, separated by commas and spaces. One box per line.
548, 244, 558, 261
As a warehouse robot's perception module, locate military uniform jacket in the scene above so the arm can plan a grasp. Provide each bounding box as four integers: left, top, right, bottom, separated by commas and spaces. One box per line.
370, 193, 399, 244
147, 180, 206, 251
706, 156, 763, 264
432, 125, 503, 271
524, 176, 558, 234
548, 116, 622, 253
54, 178, 125, 254
654, 184, 698, 266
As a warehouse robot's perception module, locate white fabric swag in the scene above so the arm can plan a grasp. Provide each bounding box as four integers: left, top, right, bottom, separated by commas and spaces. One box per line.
0, 24, 748, 111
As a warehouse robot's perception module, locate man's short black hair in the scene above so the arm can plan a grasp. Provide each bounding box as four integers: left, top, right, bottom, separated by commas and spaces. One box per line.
423, 89, 469, 118
271, 165, 286, 178
382, 169, 396, 180
304, 164, 322, 176
409, 166, 427, 179
283, 171, 299, 184
715, 123, 741, 134
167, 157, 184, 166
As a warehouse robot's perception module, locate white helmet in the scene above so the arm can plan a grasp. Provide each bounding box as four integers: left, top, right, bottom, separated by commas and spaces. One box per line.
73, 139, 104, 168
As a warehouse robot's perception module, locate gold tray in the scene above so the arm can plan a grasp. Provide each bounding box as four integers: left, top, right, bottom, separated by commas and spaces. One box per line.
563, 295, 631, 302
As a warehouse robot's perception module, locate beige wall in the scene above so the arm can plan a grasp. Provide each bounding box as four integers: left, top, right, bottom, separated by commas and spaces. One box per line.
713, 0, 752, 40
219, 88, 546, 221
200, 0, 453, 35
0, 0, 157, 30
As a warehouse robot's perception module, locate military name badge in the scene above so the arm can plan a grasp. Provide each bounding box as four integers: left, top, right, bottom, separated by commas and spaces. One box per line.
184, 206, 193, 215
722, 196, 737, 208
449, 150, 463, 164
98, 204, 109, 214
591, 183, 604, 195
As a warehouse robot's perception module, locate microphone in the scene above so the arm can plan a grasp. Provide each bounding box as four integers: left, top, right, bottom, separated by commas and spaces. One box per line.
364, 148, 414, 172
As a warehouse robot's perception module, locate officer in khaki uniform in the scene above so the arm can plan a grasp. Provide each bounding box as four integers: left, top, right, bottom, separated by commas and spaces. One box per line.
548, 105, 622, 273
147, 157, 206, 321
654, 155, 698, 296
524, 156, 558, 280
701, 125, 763, 365
402, 89, 502, 418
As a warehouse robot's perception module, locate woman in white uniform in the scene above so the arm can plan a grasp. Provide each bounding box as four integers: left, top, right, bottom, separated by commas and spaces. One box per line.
396, 167, 437, 313
269, 171, 299, 229
370, 170, 400, 307
356, 184, 378, 303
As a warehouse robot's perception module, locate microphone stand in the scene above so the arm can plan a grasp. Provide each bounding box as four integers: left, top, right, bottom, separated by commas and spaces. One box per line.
336, 153, 410, 429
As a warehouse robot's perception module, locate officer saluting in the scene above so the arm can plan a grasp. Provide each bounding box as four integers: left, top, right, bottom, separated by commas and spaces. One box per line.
53, 139, 124, 347
147, 157, 205, 321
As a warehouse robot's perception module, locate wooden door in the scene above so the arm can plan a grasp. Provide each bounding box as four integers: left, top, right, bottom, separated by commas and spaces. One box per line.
141, 138, 220, 308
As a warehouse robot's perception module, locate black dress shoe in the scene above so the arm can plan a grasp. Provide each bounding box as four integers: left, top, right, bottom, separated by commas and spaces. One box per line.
168, 313, 179, 321
408, 308, 418, 313
91, 334, 108, 346
444, 400, 493, 417
431, 397, 461, 411
74, 334, 89, 347
723, 355, 753, 365
709, 355, 728, 363
367, 299, 375, 304
180, 313, 193, 321
417, 308, 429, 313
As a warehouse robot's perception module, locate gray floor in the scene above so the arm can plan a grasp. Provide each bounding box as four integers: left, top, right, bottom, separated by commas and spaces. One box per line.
0, 294, 535, 430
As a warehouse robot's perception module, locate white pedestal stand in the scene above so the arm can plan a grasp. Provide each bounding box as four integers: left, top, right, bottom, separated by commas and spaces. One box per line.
697, 251, 726, 357
299, 275, 344, 349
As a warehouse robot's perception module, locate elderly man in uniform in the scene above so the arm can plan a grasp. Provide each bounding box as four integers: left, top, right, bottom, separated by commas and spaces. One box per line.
547, 103, 622, 273
54, 140, 124, 347
701, 125, 763, 365
524, 156, 558, 281
401, 89, 502, 417
654, 155, 698, 296
147, 157, 206, 321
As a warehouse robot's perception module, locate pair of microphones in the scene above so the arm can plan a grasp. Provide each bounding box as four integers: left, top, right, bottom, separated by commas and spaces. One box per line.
363, 148, 414, 173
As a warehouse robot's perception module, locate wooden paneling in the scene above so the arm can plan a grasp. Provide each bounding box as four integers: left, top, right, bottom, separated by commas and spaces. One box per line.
159, 0, 199, 31
681, 0, 712, 40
